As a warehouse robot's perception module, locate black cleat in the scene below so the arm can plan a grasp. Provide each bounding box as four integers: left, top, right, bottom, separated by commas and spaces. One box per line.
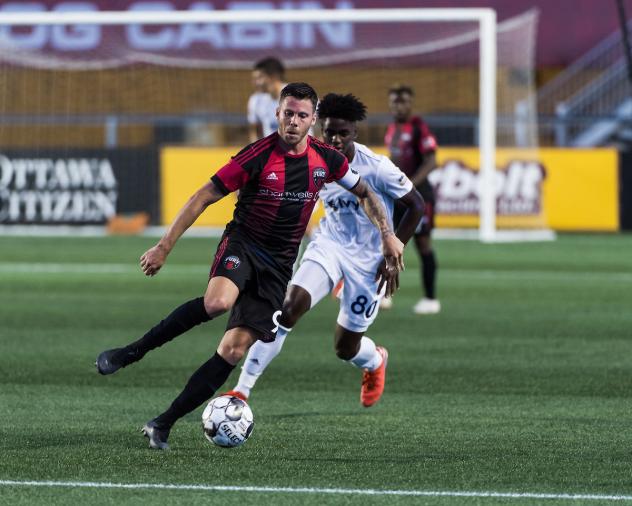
142, 420, 171, 450
95, 348, 136, 375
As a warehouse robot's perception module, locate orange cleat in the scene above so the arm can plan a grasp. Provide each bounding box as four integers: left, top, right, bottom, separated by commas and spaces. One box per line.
223, 390, 248, 402
360, 346, 388, 407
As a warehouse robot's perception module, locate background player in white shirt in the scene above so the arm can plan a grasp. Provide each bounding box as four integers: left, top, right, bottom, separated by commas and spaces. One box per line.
229, 93, 424, 407
247, 57, 287, 142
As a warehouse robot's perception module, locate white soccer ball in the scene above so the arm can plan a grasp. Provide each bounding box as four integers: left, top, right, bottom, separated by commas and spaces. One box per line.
202, 394, 254, 448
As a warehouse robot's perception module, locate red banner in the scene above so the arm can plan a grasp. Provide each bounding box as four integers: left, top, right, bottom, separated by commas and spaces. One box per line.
0, 0, 618, 66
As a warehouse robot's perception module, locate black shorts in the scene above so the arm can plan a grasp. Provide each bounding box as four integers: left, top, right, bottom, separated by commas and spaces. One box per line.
393, 199, 435, 237
210, 234, 289, 342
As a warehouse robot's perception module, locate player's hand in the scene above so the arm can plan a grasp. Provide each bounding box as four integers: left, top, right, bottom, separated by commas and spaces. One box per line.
140, 244, 168, 277
382, 232, 405, 271
375, 258, 400, 297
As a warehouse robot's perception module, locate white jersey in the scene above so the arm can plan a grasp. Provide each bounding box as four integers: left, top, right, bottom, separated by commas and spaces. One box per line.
247, 90, 282, 137
314, 142, 413, 270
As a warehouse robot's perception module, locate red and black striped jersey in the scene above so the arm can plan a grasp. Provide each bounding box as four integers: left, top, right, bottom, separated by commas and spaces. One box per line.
385, 116, 437, 202
211, 133, 357, 271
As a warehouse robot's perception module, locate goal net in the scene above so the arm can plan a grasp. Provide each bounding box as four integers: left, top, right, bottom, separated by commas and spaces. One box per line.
0, 4, 552, 241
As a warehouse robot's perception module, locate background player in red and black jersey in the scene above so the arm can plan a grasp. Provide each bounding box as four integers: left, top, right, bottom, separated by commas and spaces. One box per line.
385, 84, 440, 315
95, 83, 405, 450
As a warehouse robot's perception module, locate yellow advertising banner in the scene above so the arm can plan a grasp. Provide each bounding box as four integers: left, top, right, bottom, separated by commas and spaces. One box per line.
161, 147, 619, 232
161, 147, 238, 227
533, 149, 618, 231
161, 146, 326, 229
374, 147, 620, 231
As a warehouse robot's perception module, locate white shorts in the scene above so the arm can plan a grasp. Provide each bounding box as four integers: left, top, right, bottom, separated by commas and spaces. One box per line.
293, 236, 383, 333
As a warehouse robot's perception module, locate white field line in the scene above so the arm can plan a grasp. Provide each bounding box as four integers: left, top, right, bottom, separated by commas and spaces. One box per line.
0, 262, 631, 284
0, 480, 631, 502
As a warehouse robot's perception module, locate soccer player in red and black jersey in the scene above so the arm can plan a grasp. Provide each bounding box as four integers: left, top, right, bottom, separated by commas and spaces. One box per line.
385, 84, 440, 315
95, 82, 404, 450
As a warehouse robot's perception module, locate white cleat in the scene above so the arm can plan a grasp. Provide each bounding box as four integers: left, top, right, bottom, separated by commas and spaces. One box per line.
379, 296, 393, 310
413, 298, 441, 315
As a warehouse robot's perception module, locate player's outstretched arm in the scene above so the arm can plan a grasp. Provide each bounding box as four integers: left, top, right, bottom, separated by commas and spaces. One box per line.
394, 188, 425, 246
374, 188, 424, 296
348, 179, 404, 270
140, 181, 225, 277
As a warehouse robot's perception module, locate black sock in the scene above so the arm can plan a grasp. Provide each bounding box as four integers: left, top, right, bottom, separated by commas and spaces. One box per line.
153, 352, 235, 428
421, 251, 437, 299
116, 297, 210, 365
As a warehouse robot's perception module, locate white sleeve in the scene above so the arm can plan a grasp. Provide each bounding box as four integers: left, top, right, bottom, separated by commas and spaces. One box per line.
336, 166, 361, 190
377, 156, 413, 199
247, 93, 258, 124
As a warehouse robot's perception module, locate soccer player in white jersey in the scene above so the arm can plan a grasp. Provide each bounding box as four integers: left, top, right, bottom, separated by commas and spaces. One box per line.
247, 57, 287, 143
228, 93, 424, 407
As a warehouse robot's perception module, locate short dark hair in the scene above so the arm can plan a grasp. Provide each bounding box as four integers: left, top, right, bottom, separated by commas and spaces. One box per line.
317, 93, 367, 122
253, 57, 285, 78
280, 82, 318, 111
388, 84, 414, 97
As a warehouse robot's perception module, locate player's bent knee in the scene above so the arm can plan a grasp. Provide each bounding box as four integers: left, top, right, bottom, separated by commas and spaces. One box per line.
280, 286, 311, 327
217, 341, 247, 365
334, 327, 363, 361
217, 328, 257, 365
203, 296, 233, 317
280, 300, 302, 326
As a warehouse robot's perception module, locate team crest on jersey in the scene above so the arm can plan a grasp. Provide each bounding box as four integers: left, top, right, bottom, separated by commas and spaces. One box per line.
312, 167, 326, 188
223, 255, 241, 270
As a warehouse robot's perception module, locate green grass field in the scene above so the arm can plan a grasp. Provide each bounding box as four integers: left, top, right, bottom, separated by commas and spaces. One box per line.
1, 233, 632, 505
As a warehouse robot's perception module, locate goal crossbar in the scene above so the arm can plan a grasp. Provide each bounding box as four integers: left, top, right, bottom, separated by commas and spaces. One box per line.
0, 9, 497, 26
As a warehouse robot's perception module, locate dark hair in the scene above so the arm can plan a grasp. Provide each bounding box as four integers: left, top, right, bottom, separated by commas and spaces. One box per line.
388, 84, 414, 97
280, 82, 318, 111
317, 93, 367, 122
253, 57, 285, 78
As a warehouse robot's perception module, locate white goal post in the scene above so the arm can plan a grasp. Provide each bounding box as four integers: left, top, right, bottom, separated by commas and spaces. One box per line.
0, 8, 498, 241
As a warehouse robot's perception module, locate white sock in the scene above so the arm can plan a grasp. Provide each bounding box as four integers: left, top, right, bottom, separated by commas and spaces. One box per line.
234, 326, 291, 397
348, 336, 383, 371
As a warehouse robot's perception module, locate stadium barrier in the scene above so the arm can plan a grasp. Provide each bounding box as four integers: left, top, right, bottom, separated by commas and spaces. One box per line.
0, 148, 159, 225
161, 146, 620, 232
0, 145, 620, 232
428, 147, 619, 232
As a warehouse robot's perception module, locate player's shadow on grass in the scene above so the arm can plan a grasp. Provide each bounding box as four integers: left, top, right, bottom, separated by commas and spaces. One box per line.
3, 428, 144, 451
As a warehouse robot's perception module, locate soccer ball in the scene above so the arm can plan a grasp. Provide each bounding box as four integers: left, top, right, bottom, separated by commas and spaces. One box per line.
202, 395, 254, 448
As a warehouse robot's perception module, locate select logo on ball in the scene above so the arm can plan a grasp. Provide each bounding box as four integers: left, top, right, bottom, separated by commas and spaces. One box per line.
223, 255, 241, 270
